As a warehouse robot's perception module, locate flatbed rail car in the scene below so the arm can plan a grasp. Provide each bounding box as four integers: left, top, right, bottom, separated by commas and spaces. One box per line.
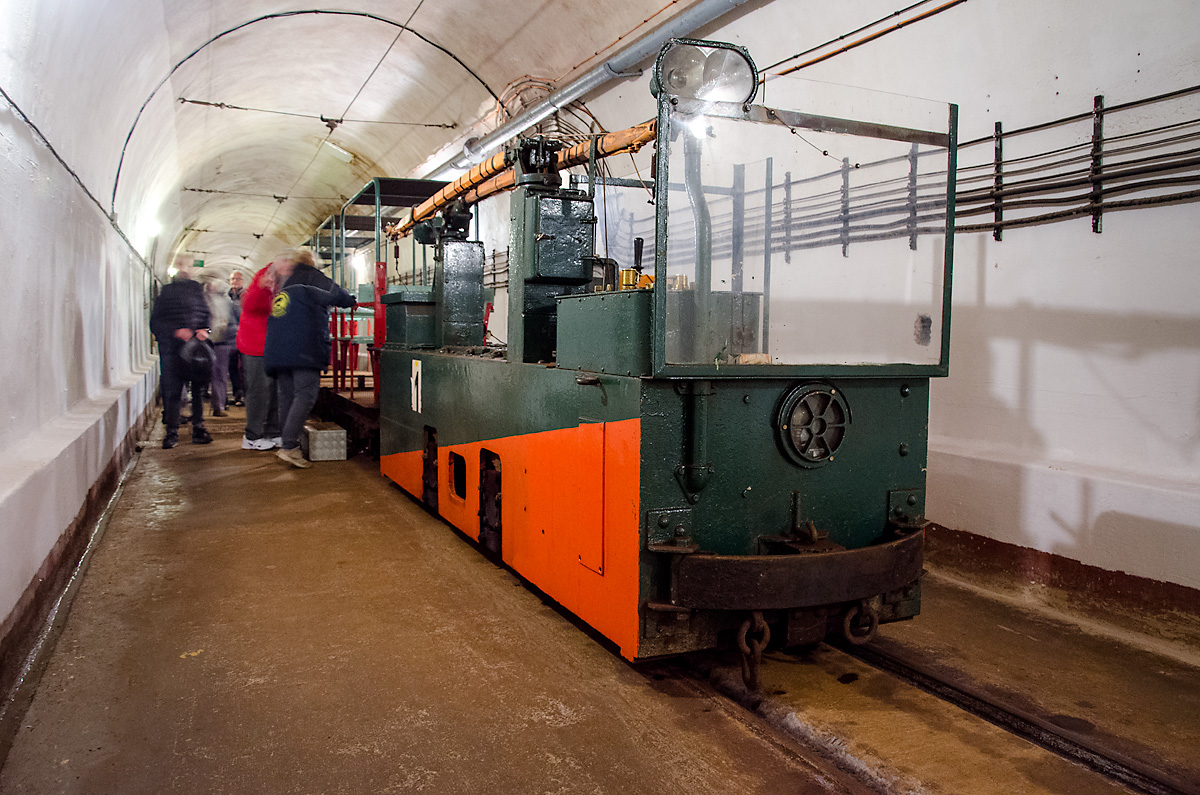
378, 39, 956, 680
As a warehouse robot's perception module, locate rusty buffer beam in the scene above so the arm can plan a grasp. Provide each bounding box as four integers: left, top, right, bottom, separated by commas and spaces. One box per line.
389, 120, 656, 240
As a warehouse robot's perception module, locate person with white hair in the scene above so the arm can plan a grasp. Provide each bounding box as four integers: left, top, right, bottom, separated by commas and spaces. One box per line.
228, 270, 246, 406
202, 275, 235, 416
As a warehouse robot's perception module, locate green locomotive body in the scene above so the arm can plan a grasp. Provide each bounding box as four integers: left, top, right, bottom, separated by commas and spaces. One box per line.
380, 40, 956, 666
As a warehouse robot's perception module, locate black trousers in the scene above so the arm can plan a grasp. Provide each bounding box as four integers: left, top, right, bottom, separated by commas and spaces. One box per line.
160, 340, 206, 432
230, 350, 243, 398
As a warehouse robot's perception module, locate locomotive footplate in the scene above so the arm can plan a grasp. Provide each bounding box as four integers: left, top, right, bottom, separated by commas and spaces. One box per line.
671, 530, 924, 611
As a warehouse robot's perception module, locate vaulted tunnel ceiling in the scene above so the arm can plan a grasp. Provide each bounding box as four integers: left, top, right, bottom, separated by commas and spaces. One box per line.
105, 1, 710, 276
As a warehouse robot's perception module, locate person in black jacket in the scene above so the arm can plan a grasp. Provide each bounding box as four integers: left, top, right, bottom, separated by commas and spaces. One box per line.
149, 264, 213, 448
264, 249, 354, 467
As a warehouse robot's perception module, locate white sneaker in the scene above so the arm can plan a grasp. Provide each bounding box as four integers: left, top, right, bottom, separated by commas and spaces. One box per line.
271, 437, 283, 447
242, 436, 275, 451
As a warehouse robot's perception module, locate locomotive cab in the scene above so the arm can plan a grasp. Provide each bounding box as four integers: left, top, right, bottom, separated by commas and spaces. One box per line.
380, 39, 957, 676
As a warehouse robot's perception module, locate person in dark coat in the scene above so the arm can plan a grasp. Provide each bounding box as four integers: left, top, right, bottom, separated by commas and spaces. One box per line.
149, 263, 213, 448
264, 249, 354, 467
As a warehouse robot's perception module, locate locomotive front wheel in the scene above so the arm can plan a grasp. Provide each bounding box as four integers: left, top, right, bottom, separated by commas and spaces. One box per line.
841, 603, 879, 645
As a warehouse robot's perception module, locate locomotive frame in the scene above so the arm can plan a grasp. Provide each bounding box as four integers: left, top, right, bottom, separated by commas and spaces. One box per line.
378, 39, 957, 678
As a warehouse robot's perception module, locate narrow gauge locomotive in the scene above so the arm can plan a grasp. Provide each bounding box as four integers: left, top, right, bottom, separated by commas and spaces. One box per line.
379, 40, 956, 682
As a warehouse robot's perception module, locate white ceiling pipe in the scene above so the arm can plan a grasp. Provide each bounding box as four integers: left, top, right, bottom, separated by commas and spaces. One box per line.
425, 0, 753, 178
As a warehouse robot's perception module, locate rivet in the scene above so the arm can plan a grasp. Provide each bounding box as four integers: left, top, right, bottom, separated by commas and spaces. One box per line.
899, 443, 910, 456
900, 384, 911, 397
907, 494, 918, 506
658, 515, 670, 528
743, 394, 751, 403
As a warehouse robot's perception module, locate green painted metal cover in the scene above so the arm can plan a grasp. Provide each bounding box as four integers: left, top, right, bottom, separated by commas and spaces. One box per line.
556, 289, 652, 376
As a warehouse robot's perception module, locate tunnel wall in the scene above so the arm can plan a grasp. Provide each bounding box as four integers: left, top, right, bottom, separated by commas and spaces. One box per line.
0, 96, 156, 686
568, 0, 1200, 592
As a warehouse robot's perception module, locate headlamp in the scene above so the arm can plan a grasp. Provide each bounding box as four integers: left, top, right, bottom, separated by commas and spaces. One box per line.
652, 39, 758, 105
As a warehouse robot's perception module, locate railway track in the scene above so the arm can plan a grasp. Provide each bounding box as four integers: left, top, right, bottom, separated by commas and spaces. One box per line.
831, 638, 1199, 795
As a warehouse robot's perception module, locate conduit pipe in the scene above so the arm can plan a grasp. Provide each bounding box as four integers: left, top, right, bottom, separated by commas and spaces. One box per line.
422, 0, 752, 179
392, 120, 656, 239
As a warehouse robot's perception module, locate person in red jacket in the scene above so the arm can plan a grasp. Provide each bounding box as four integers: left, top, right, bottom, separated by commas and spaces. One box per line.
235, 263, 281, 450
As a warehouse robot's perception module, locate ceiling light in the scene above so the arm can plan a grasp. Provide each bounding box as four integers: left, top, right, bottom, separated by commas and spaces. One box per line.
324, 141, 354, 163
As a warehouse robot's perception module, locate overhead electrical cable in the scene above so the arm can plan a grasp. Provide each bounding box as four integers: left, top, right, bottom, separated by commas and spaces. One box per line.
767, 0, 971, 78
759, 0, 935, 73
338, 0, 426, 119
183, 187, 345, 201
112, 7, 498, 212
177, 97, 455, 128
0, 83, 152, 276
254, 1, 429, 258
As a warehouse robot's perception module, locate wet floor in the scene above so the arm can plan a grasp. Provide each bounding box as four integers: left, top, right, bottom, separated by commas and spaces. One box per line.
0, 412, 861, 794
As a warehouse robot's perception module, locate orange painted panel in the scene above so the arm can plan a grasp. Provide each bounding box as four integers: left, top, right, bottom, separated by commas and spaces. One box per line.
438, 448, 480, 542
380, 449, 424, 499
557, 421, 605, 574
382, 419, 644, 659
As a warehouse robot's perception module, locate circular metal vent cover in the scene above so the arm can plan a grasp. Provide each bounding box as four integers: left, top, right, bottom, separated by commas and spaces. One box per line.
777, 384, 850, 467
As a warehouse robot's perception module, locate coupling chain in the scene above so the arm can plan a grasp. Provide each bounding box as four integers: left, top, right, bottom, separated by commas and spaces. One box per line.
737, 611, 770, 691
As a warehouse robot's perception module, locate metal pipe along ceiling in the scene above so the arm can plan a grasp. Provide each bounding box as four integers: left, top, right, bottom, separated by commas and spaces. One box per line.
426, 0, 753, 178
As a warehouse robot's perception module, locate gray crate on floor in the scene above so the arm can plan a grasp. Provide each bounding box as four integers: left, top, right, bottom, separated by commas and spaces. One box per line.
302, 421, 347, 461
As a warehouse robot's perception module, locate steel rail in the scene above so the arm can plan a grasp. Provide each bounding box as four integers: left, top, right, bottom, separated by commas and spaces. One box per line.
833, 639, 1200, 795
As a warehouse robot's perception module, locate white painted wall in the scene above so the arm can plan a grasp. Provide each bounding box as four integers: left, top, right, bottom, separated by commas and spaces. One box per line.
578, 0, 1199, 587
0, 7, 156, 634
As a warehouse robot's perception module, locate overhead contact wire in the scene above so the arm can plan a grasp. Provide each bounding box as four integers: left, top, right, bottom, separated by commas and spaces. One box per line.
111, 8, 499, 212
177, 98, 454, 128
255, 1, 428, 257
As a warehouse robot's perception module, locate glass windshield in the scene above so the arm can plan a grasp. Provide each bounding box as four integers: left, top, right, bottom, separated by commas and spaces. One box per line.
660, 76, 953, 368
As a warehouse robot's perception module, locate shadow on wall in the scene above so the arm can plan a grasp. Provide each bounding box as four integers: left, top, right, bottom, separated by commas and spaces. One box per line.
929, 233, 1200, 584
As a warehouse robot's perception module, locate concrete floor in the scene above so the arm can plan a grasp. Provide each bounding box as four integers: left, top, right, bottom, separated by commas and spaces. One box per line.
5, 407, 1198, 794
0, 411, 860, 795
